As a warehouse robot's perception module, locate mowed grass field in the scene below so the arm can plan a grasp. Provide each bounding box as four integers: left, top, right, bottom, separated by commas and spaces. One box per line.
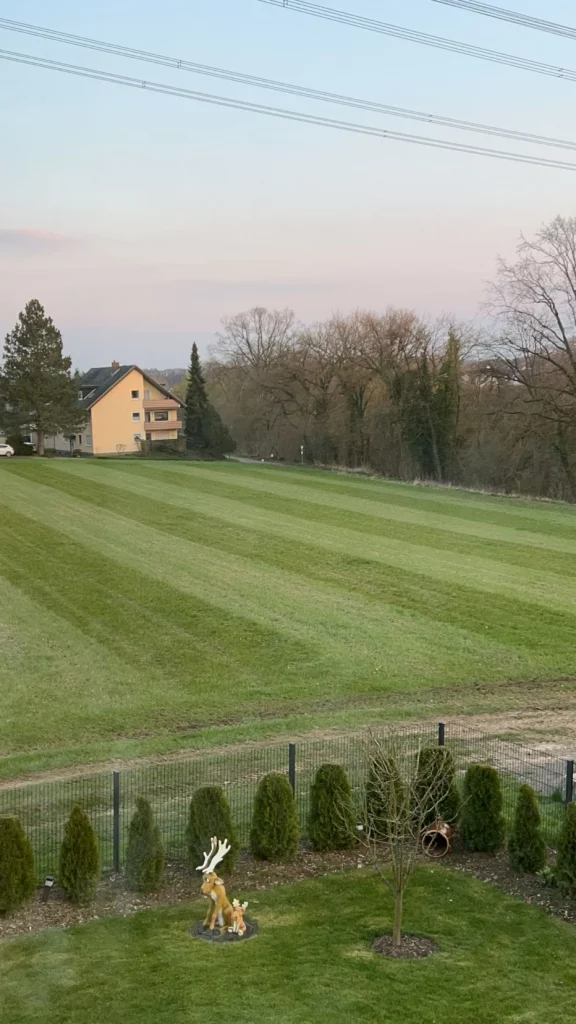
1, 458, 576, 777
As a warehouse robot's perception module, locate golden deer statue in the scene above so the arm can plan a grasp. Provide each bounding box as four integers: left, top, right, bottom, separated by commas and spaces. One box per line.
229, 899, 249, 936
196, 837, 235, 931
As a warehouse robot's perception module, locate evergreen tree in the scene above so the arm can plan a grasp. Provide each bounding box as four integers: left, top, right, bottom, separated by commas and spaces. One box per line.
395, 329, 461, 482
508, 784, 547, 874
556, 802, 576, 893
125, 797, 165, 893
202, 403, 237, 456
185, 343, 209, 449
434, 329, 461, 479
413, 747, 461, 827
460, 765, 505, 853
0, 816, 35, 915
186, 786, 238, 875
184, 343, 236, 454
308, 764, 356, 851
0, 300, 84, 456
58, 805, 100, 905
250, 773, 300, 861
365, 753, 405, 840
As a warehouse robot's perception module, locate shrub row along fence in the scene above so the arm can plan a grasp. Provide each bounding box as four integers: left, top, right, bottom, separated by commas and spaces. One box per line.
0, 722, 573, 881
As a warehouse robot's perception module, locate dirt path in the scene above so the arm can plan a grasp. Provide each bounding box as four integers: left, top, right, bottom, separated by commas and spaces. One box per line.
2, 702, 576, 792
451, 709, 576, 757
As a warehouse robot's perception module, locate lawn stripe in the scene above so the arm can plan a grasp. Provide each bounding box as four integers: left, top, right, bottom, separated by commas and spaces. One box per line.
180, 460, 576, 531
0, 477, 539, 690
119, 461, 576, 551
86, 460, 576, 578
14, 461, 576, 661
31, 461, 576, 614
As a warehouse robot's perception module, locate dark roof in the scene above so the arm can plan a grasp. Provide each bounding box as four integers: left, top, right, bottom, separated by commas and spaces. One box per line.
78, 366, 184, 410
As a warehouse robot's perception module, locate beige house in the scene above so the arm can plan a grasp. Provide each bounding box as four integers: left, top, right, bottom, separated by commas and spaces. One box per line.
40, 363, 184, 456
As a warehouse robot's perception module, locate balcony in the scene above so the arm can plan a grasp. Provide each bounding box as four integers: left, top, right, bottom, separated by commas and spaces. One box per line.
143, 398, 181, 411
145, 419, 183, 432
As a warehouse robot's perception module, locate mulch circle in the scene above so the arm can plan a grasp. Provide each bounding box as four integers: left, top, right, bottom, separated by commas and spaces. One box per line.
190, 919, 259, 943
371, 934, 438, 959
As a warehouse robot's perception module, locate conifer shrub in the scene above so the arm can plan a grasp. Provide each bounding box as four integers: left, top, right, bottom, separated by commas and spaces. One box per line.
125, 797, 165, 893
508, 784, 547, 874
460, 765, 505, 853
58, 805, 100, 905
413, 747, 461, 827
365, 753, 405, 839
250, 773, 300, 861
308, 764, 356, 851
556, 801, 576, 893
186, 786, 238, 874
0, 816, 36, 915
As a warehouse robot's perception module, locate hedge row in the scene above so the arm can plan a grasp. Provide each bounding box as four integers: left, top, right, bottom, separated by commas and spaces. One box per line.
2, 753, 575, 916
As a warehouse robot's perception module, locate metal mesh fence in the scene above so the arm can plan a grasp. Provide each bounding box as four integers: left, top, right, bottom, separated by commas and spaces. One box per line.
0, 722, 572, 881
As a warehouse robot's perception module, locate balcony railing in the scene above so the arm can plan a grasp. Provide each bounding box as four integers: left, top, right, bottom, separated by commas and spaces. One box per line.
143, 398, 181, 411
145, 419, 183, 432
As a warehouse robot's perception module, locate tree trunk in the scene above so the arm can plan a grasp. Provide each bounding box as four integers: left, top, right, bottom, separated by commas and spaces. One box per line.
553, 424, 576, 501
36, 430, 45, 457
393, 891, 403, 948
425, 403, 443, 483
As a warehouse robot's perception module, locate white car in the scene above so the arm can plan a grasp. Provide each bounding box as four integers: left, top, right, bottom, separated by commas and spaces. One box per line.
0, 443, 14, 458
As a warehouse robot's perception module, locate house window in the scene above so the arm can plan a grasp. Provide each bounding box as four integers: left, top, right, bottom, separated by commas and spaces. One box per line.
132, 412, 141, 421
133, 433, 142, 442
78, 435, 82, 444
85, 436, 92, 447
131, 390, 140, 399
154, 411, 169, 421
144, 389, 150, 400
145, 412, 151, 422
77, 390, 83, 400
146, 432, 152, 441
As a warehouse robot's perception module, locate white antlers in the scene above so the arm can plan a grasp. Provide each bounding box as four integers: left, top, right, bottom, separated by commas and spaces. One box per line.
196, 837, 231, 875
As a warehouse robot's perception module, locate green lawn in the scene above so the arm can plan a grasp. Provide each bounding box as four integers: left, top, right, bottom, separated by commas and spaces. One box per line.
1, 870, 575, 1024
1, 459, 576, 775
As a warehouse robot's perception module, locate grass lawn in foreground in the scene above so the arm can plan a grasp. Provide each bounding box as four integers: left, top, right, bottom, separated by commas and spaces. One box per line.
1, 869, 575, 1024
1, 459, 576, 774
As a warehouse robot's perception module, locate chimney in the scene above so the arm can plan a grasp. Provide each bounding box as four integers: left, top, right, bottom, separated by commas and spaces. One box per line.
111, 360, 119, 372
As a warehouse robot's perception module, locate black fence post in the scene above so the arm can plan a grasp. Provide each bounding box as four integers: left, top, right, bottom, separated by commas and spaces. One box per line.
288, 743, 296, 795
438, 722, 445, 748
565, 760, 574, 807
113, 770, 121, 872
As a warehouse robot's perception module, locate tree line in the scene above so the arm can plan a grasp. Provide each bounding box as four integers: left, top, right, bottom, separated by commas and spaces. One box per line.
205, 215, 576, 501
2, 214, 576, 494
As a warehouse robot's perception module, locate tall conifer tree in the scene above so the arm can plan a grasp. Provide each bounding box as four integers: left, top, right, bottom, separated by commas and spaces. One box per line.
1, 300, 83, 455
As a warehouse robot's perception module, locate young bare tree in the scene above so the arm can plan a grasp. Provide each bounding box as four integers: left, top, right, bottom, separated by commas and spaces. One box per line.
356, 731, 458, 948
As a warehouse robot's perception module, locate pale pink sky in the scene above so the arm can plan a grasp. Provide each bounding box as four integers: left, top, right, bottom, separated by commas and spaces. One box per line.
2, 0, 575, 366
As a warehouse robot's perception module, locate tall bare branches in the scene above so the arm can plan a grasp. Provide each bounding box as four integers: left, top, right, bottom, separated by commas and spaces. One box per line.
487, 215, 576, 495
355, 731, 458, 947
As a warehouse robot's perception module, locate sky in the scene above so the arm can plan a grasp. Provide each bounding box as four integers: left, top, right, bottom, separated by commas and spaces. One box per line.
1, 0, 576, 368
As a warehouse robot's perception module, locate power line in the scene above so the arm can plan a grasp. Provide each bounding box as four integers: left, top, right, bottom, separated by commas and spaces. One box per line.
431, 1, 576, 42
1, 16, 575, 153
2, 47, 576, 171
256, 0, 576, 82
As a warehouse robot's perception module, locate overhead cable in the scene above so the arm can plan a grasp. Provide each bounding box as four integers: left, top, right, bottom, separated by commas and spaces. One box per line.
0, 16, 575, 152
2, 48, 576, 170
256, 0, 576, 82
431, 1, 576, 42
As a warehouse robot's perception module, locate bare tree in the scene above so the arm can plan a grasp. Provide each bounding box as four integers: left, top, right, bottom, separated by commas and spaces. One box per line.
329, 313, 376, 466
215, 307, 299, 373
487, 216, 576, 495
355, 731, 457, 948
